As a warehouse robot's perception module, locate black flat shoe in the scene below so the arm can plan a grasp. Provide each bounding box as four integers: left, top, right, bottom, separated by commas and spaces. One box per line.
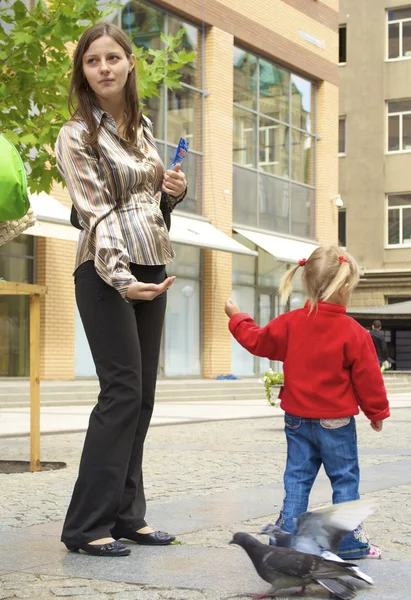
115, 530, 176, 545
67, 540, 131, 556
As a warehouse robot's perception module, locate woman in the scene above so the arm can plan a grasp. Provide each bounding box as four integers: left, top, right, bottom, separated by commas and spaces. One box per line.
56, 23, 187, 557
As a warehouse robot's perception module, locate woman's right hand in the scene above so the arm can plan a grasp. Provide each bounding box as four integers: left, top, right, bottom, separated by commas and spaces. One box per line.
126, 276, 176, 301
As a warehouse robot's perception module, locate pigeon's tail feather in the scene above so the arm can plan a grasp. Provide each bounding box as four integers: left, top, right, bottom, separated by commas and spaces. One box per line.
316, 578, 357, 600
321, 551, 373, 584
350, 567, 374, 585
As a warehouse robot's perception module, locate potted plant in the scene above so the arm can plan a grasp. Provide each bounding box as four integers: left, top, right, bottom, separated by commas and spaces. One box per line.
261, 369, 284, 407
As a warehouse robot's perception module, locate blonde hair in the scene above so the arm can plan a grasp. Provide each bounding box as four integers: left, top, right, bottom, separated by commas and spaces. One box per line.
279, 245, 360, 311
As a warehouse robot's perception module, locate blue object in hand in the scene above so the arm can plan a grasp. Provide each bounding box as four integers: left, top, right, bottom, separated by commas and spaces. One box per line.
171, 138, 189, 168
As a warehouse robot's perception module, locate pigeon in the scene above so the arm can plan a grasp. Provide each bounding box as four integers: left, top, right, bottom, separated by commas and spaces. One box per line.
230, 532, 359, 599
260, 498, 375, 585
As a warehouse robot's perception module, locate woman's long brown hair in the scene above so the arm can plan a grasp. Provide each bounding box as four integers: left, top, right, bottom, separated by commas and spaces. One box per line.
68, 23, 141, 149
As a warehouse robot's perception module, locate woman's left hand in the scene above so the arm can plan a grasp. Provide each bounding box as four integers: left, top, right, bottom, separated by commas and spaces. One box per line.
162, 163, 187, 197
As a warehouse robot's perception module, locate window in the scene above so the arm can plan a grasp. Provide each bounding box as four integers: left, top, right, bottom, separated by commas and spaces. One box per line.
387, 193, 411, 245
0, 236, 35, 377
338, 209, 346, 247
339, 25, 347, 64
387, 296, 411, 304
387, 7, 411, 60
164, 244, 201, 376
118, 1, 204, 215
233, 47, 316, 240
387, 100, 411, 152
339, 117, 346, 155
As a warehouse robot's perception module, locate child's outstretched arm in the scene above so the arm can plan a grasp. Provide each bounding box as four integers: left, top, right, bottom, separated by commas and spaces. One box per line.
350, 332, 390, 425
225, 299, 288, 360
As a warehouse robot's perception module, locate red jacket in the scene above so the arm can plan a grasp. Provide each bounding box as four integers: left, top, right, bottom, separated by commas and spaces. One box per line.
229, 301, 390, 421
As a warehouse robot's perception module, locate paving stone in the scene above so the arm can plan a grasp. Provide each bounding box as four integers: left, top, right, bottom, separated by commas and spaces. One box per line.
50, 588, 92, 596
111, 591, 160, 600
0, 592, 16, 600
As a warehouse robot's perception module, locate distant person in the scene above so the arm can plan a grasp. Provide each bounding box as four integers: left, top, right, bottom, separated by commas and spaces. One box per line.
225, 245, 390, 559
370, 320, 389, 367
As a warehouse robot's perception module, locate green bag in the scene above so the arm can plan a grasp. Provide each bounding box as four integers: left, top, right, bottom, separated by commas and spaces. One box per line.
0, 134, 29, 221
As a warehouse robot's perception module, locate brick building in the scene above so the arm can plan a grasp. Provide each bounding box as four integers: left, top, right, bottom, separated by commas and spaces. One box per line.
1, 0, 339, 379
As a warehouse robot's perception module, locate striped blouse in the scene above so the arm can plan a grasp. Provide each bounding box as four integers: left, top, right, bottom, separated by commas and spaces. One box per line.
55, 106, 185, 299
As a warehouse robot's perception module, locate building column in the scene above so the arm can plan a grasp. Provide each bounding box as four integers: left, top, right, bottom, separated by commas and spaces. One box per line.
36, 237, 76, 380
202, 26, 234, 378
315, 80, 339, 245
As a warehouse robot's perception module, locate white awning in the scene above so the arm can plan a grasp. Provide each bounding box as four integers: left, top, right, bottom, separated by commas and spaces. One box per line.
234, 227, 319, 263
170, 215, 257, 256
24, 192, 79, 242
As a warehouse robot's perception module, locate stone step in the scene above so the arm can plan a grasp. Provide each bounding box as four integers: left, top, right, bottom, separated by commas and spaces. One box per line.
0, 376, 409, 408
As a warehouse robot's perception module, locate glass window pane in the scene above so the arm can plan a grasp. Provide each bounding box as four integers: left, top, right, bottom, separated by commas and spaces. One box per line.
388, 99, 411, 113
165, 277, 201, 376
258, 250, 287, 288
338, 209, 346, 246
233, 166, 258, 227
291, 184, 315, 239
388, 115, 400, 151
0, 235, 34, 258
233, 107, 257, 167
388, 194, 411, 206
0, 255, 34, 283
292, 130, 315, 185
0, 297, 29, 376
291, 74, 314, 132
232, 235, 256, 285
167, 18, 202, 88
259, 60, 290, 123
231, 285, 255, 376
121, 1, 164, 50
339, 118, 346, 154
403, 22, 411, 56
259, 118, 289, 177
144, 87, 165, 141
388, 209, 400, 244
403, 208, 411, 243
167, 87, 202, 152
388, 23, 400, 58
339, 26, 347, 63
166, 146, 202, 214
388, 8, 411, 21
258, 174, 290, 234
166, 243, 201, 278
403, 113, 411, 149
233, 47, 257, 110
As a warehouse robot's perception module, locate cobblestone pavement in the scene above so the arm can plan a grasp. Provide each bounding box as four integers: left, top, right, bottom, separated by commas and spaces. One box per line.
1, 409, 411, 599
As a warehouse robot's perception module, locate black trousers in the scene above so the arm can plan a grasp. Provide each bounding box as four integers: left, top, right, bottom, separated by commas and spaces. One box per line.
61, 260, 167, 547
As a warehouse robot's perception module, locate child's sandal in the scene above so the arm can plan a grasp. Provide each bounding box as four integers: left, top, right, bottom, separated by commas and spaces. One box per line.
367, 545, 382, 559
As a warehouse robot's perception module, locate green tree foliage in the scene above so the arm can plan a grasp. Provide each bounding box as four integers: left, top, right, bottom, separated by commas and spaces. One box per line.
0, 0, 195, 193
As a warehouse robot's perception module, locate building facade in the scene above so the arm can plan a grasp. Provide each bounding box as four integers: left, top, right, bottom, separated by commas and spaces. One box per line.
1, 0, 340, 379
339, 0, 411, 368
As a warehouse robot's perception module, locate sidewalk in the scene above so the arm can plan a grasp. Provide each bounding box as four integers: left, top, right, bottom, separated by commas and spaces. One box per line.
1, 405, 411, 599
0, 392, 411, 437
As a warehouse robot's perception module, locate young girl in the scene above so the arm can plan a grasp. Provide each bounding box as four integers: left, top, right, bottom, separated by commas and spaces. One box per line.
225, 245, 390, 559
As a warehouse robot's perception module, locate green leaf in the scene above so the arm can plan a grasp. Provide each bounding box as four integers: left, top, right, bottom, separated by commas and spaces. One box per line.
20, 134, 38, 145
12, 31, 35, 45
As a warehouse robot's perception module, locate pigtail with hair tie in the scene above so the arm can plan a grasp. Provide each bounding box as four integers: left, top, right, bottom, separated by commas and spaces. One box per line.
298, 258, 307, 267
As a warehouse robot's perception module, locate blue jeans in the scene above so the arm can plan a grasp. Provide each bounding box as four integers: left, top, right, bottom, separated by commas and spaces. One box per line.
274, 413, 370, 559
